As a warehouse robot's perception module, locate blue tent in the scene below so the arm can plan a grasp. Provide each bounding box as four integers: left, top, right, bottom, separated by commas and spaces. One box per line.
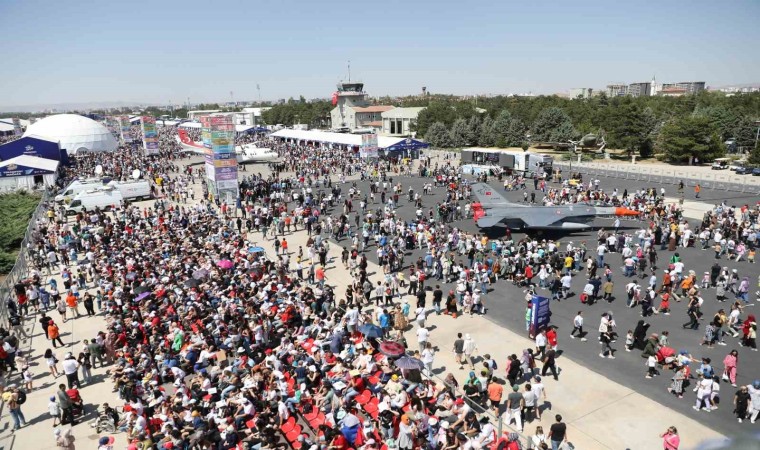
0, 135, 69, 166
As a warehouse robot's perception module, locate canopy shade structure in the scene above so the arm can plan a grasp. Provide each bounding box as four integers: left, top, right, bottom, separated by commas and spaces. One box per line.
270, 129, 428, 158
23, 114, 118, 155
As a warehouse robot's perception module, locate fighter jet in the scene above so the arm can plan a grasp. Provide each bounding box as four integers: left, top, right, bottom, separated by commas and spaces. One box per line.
470, 182, 639, 230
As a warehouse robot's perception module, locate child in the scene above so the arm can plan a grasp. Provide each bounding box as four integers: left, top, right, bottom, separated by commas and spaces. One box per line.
48, 396, 61, 426
748, 249, 755, 264
655, 292, 671, 315
700, 323, 716, 349
22, 366, 33, 392
646, 354, 658, 378
701, 272, 711, 289
625, 330, 634, 352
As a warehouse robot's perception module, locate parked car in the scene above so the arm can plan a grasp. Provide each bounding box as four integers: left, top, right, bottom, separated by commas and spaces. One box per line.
752, 167, 760, 176
735, 166, 751, 175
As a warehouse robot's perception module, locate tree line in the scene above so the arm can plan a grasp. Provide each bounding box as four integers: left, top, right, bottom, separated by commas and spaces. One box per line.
417, 92, 759, 163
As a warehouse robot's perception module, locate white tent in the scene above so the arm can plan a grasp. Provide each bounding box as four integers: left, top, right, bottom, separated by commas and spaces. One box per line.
24, 114, 118, 155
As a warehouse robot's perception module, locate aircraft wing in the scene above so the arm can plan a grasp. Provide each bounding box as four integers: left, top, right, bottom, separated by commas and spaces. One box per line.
470, 183, 511, 209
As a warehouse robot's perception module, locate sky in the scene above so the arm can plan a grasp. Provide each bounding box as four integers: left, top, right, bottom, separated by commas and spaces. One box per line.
1, 0, 759, 110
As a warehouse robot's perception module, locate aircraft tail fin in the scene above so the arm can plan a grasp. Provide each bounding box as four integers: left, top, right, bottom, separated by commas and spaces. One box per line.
177, 129, 193, 145
471, 183, 511, 209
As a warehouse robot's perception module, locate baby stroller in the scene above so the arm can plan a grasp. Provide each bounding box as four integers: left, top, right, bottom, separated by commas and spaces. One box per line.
67, 387, 86, 418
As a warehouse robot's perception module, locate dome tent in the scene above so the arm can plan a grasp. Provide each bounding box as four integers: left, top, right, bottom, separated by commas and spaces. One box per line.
23, 114, 118, 155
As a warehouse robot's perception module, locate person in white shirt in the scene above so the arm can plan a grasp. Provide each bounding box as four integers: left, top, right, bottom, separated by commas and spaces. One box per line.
416, 326, 430, 352
570, 311, 587, 341
61, 353, 80, 389
693, 374, 713, 412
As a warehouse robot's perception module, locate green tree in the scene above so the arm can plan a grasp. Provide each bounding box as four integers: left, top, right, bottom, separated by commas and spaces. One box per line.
425, 122, 452, 148
530, 107, 577, 142
733, 116, 759, 150
747, 141, 760, 165
692, 106, 739, 140
657, 116, 724, 163
478, 117, 497, 147
466, 115, 481, 146
605, 103, 657, 156
416, 102, 458, 136
449, 118, 471, 147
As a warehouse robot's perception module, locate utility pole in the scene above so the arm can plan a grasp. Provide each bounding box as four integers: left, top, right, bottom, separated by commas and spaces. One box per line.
257, 84, 261, 104
348, 60, 351, 82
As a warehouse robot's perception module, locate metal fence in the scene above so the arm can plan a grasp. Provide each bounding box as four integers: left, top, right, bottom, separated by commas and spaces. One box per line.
0, 189, 52, 327
553, 161, 760, 195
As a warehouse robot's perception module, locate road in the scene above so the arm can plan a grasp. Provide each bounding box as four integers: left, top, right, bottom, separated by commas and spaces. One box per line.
330, 159, 759, 440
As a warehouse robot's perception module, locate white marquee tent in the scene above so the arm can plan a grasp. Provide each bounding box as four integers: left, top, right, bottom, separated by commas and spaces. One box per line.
23, 114, 118, 155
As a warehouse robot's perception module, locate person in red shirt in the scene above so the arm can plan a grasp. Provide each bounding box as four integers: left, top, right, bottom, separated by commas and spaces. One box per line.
546, 327, 558, 350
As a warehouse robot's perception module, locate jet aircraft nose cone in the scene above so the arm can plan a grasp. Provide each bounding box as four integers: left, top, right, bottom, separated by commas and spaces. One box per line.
614, 207, 639, 216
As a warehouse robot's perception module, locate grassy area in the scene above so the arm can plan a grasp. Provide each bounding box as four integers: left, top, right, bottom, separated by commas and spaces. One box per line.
0, 191, 42, 274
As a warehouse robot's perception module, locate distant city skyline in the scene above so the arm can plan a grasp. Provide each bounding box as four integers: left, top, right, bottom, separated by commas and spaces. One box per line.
1, 0, 759, 111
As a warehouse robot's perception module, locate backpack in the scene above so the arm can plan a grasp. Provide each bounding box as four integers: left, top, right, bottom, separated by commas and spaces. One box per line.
16, 389, 27, 405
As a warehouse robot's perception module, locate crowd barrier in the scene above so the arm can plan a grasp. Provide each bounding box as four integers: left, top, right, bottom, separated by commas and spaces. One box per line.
553, 162, 760, 195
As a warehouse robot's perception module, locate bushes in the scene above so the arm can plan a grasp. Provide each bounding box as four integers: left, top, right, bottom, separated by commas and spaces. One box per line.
0, 192, 42, 274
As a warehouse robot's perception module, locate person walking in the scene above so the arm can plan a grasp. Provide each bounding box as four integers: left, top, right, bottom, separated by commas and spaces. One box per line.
48, 320, 64, 348
61, 353, 80, 389
694, 184, 701, 199
4, 386, 26, 431
660, 426, 680, 450
541, 347, 559, 380
505, 385, 524, 432
56, 383, 75, 425
570, 311, 587, 341
548, 415, 568, 450
723, 350, 738, 387
453, 333, 465, 370
463, 334, 478, 370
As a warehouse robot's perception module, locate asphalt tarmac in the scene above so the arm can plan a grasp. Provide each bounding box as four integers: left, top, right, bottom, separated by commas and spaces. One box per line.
322, 167, 760, 439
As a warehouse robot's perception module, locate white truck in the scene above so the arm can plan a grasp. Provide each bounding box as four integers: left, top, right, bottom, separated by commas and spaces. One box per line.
65, 187, 123, 215
112, 179, 151, 201
55, 178, 112, 203
461, 148, 553, 176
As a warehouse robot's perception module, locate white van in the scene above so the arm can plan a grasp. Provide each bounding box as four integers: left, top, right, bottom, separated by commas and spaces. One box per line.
55, 178, 112, 203
65, 187, 123, 215
112, 180, 151, 201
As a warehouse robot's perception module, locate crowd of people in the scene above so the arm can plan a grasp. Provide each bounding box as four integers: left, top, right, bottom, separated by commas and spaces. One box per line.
1, 125, 759, 450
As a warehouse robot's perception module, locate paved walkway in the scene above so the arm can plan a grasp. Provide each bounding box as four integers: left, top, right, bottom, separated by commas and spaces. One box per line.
0, 157, 731, 450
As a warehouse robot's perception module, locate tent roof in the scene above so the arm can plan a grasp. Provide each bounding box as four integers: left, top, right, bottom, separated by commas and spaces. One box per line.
0, 154, 60, 172
23, 114, 118, 154
270, 129, 428, 150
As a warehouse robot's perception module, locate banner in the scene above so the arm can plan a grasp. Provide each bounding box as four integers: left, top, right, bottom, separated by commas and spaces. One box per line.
200, 116, 212, 149
141, 116, 159, 156
529, 295, 551, 338
203, 115, 238, 203
360, 133, 378, 158
12, 118, 22, 136
119, 116, 133, 144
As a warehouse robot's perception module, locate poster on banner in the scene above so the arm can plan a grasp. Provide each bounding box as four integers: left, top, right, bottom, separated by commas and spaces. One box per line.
214, 166, 238, 180
200, 116, 212, 149
12, 118, 22, 136
529, 295, 551, 338
141, 116, 159, 155
360, 133, 378, 158
119, 116, 133, 143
